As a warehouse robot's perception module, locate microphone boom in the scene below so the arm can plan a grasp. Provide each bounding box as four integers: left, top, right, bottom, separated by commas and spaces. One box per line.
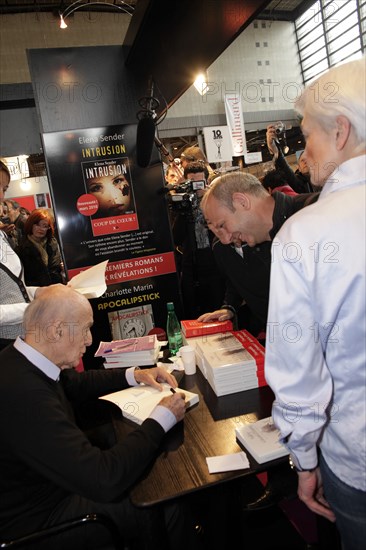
136, 77, 159, 168
136, 116, 156, 168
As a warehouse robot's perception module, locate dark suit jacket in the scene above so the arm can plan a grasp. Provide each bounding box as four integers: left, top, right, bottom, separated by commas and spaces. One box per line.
0, 345, 165, 538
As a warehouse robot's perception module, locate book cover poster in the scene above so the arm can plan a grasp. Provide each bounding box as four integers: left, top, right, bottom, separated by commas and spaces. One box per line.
81, 156, 138, 236
42, 125, 175, 272
108, 305, 155, 340
42, 125, 182, 366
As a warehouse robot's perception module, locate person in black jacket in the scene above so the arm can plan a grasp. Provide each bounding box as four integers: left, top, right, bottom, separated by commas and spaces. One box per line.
171, 161, 225, 318
199, 172, 319, 511
0, 285, 200, 550
199, 171, 319, 337
16, 208, 64, 286
4, 199, 26, 247
266, 124, 321, 193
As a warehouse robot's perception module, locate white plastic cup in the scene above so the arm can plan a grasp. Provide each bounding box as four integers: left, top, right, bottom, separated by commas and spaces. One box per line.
180, 345, 196, 375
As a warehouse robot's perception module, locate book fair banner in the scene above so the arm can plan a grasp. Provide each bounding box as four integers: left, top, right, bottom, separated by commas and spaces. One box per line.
43, 125, 181, 366
224, 93, 247, 158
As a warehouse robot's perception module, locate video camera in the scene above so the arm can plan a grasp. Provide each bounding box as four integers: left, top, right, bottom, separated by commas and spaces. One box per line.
168, 179, 205, 214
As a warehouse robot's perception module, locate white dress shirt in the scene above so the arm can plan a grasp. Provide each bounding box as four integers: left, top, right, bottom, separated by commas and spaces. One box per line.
265, 155, 366, 490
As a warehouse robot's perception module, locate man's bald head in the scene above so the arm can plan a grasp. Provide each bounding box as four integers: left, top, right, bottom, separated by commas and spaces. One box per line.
201, 171, 274, 247
24, 286, 91, 331
23, 286, 94, 369
201, 171, 267, 213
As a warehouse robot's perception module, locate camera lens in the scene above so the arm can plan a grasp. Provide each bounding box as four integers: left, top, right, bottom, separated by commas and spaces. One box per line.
275, 121, 285, 134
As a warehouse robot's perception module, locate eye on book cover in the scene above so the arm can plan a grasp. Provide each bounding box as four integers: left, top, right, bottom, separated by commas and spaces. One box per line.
42, 123, 182, 340
81, 157, 138, 236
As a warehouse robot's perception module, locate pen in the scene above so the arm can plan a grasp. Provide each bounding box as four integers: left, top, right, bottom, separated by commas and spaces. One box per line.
170, 387, 176, 394
104, 343, 134, 353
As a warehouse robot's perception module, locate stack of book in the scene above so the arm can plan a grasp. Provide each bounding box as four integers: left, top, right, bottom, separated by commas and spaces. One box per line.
181, 320, 234, 372
195, 329, 267, 396
181, 319, 233, 338
94, 335, 161, 367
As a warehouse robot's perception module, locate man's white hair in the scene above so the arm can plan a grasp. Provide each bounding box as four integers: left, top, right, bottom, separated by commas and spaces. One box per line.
295, 57, 365, 146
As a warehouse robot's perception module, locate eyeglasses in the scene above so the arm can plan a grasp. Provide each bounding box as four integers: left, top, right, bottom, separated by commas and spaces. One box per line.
36, 222, 50, 230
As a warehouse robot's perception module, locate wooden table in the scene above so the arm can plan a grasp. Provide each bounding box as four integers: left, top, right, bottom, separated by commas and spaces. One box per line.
111, 369, 287, 508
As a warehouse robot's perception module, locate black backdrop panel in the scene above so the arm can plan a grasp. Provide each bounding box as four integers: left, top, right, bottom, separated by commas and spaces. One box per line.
27, 45, 146, 133
28, 46, 181, 368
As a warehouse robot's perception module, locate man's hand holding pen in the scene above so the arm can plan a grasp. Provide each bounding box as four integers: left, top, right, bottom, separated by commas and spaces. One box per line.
159, 389, 186, 422
133, 366, 186, 421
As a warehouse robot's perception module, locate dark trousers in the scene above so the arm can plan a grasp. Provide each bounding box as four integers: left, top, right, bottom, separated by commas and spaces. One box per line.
320, 452, 365, 550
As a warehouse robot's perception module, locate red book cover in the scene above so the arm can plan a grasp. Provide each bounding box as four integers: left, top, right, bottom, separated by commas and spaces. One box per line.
181, 319, 233, 337
232, 330, 265, 367
232, 330, 267, 387
256, 370, 268, 387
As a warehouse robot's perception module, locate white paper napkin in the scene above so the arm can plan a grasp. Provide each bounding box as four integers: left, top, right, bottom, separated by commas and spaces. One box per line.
206, 451, 250, 474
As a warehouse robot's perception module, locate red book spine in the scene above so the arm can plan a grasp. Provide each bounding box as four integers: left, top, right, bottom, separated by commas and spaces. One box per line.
232, 330, 265, 365
181, 319, 233, 337
233, 330, 268, 387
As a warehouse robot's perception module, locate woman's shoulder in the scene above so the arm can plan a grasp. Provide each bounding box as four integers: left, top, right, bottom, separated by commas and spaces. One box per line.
47, 236, 61, 251
16, 236, 31, 252
17, 238, 42, 259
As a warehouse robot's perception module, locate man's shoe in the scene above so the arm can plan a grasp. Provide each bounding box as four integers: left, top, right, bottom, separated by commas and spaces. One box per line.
243, 488, 281, 511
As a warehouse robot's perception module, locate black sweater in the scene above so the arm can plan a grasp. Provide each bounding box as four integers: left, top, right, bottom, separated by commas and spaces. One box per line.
0, 346, 165, 538
213, 191, 319, 326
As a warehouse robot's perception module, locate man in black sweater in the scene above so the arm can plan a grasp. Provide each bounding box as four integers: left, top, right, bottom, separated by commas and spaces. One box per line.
199, 171, 318, 337
199, 172, 318, 510
0, 285, 197, 550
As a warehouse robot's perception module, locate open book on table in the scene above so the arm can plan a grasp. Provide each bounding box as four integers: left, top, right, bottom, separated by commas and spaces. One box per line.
99, 383, 199, 425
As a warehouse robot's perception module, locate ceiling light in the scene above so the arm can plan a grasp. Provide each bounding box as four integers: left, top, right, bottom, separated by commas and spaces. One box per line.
60, 14, 67, 29
58, 1, 134, 29
194, 72, 209, 96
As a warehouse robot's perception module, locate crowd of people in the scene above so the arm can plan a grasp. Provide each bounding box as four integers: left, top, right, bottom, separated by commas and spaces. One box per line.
163, 57, 365, 550
0, 58, 365, 550
164, 124, 316, 329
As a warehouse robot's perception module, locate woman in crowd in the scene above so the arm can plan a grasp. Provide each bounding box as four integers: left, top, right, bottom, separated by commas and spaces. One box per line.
16, 209, 64, 286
